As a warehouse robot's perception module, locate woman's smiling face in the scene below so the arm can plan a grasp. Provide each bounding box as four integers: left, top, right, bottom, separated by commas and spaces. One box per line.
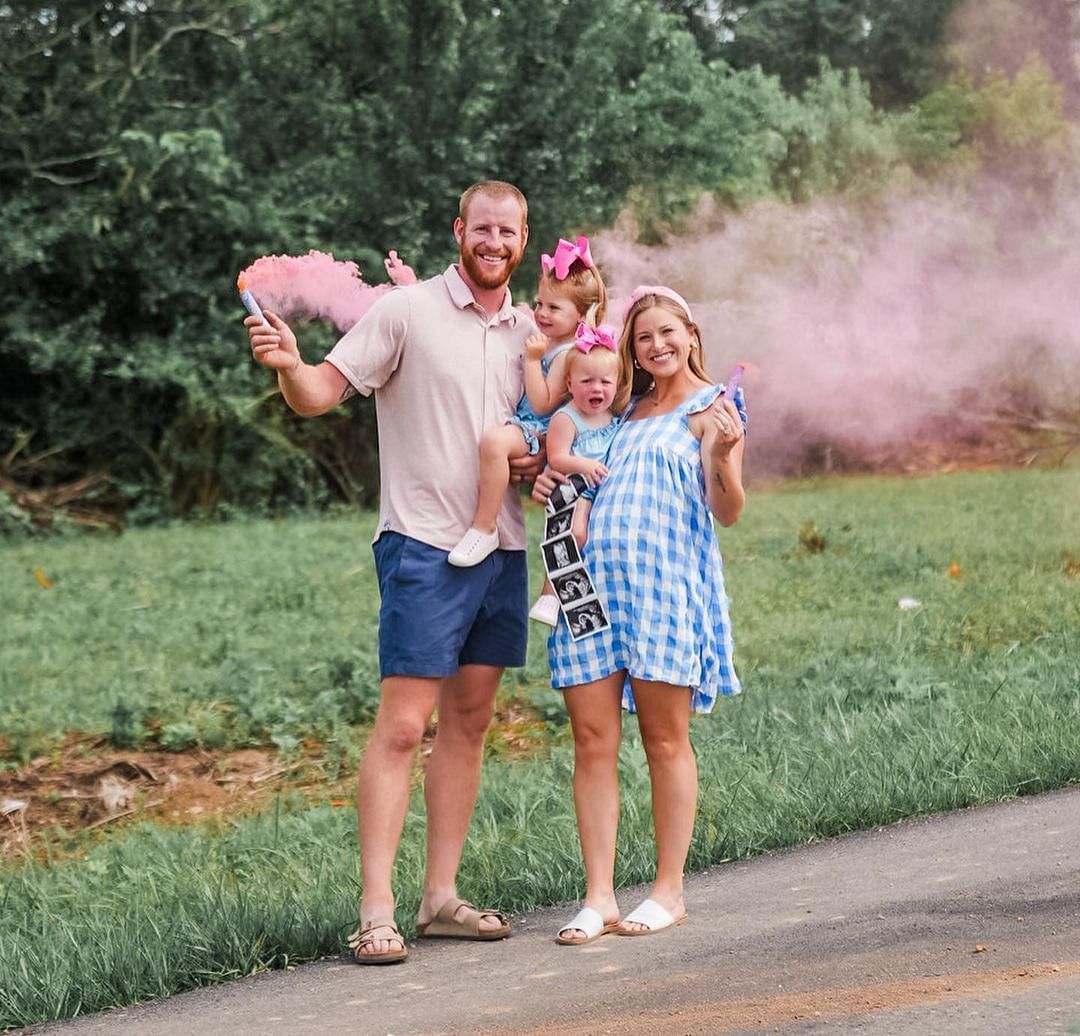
631, 305, 695, 380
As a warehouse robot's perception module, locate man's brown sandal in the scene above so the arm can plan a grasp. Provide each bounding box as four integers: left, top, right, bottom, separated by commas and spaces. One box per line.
416, 897, 510, 940
347, 917, 408, 964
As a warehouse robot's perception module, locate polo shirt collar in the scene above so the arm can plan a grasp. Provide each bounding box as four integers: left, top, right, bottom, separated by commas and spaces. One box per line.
444, 264, 518, 324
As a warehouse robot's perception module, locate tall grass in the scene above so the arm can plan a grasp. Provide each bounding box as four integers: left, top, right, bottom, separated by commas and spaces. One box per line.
1, 468, 1078, 1027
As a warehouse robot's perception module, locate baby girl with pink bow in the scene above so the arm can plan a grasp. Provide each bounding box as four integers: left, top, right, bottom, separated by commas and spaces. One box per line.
448, 236, 620, 626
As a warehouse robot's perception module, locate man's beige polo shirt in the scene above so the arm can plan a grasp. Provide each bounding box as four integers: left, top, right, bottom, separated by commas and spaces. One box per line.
325, 264, 533, 552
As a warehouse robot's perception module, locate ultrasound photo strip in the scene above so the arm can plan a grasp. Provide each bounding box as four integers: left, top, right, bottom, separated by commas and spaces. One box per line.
541, 532, 581, 575
540, 474, 610, 641
552, 569, 592, 605
540, 552, 610, 642
545, 472, 590, 515
564, 598, 609, 639
544, 509, 573, 540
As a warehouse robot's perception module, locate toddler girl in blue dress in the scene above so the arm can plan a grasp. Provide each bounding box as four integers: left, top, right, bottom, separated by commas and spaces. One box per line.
528, 322, 621, 624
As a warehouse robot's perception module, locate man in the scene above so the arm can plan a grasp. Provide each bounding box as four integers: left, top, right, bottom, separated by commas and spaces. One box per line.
245, 181, 540, 963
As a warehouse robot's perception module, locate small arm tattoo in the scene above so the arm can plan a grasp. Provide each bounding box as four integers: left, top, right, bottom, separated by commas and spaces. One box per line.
714, 472, 727, 494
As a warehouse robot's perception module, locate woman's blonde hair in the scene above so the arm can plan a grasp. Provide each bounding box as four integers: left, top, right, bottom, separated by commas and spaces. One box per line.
612, 293, 709, 414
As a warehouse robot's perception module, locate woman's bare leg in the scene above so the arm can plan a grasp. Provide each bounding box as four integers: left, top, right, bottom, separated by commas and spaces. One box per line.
619, 678, 695, 931
559, 672, 625, 940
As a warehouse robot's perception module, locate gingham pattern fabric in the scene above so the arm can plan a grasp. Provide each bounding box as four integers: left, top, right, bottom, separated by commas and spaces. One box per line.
548, 382, 747, 713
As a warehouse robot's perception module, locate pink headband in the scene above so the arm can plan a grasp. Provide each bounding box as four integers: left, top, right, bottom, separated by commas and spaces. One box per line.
541, 236, 593, 280
627, 285, 693, 322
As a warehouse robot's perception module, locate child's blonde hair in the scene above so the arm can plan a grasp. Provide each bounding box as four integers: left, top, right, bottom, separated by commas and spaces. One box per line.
613, 292, 709, 414
539, 263, 607, 326
564, 341, 621, 380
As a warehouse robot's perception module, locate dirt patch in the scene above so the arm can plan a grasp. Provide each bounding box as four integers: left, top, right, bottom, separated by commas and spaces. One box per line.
0, 736, 344, 861
0, 704, 552, 862
508, 961, 1080, 1035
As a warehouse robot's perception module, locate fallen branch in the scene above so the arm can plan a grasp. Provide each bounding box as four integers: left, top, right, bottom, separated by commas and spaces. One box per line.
84, 798, 166, 831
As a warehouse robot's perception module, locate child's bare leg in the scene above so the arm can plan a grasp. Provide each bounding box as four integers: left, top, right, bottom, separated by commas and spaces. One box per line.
474, 426, 531, 533
571, 498, 593, 549
449, 425, 532, 569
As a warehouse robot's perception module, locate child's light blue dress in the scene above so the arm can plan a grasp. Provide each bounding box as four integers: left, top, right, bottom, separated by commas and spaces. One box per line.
510, 342, 575, 455
555, 402, 620, 501
548, 383, 748, 713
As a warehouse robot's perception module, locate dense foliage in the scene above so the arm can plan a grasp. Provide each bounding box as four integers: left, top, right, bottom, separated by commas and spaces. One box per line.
1, 0, 1073, 526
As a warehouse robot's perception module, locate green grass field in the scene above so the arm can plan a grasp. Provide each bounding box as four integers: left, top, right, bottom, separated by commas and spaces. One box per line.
1, 468, 1078, 1027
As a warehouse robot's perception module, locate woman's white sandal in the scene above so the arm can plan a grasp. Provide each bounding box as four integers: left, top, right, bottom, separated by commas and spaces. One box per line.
555, 906, 620, 946
616, 898, 688, 936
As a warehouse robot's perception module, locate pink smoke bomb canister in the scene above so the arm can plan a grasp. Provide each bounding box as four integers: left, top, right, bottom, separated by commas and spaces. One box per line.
237, 275, 269, 328
722, 363, 747, 401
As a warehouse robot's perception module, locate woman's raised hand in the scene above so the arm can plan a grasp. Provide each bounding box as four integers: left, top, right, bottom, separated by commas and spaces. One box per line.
246, 311, 299, 372
705, 397, 743, 457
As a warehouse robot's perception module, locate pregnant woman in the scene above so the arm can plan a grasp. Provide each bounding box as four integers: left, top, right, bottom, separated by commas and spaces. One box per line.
537, 285, 748, 945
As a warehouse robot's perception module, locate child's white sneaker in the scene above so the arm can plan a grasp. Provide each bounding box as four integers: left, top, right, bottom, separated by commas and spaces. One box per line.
528, 593, 561, 626
448, 527, 500, 567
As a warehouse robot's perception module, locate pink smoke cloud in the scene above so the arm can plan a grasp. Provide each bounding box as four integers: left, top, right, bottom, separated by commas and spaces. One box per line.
237, 250, 409, 333
594, 174, 1080, 476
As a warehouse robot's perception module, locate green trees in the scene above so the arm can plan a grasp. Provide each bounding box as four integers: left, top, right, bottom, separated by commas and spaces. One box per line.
1, 3, 269, 521
1, 0, 1059, 527
0, 0, 786, 524
664, 0, 957, 106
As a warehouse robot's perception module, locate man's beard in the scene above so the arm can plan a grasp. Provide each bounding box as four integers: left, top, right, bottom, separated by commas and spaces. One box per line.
460, 240, 525, 290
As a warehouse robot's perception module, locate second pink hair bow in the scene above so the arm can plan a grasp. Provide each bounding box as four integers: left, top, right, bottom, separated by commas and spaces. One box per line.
541, 236, 593, 280
574, 322, 618, 353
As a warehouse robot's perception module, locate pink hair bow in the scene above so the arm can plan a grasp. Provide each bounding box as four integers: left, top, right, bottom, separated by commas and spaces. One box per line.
574, 321, 618, 353
541, 235, 593, 280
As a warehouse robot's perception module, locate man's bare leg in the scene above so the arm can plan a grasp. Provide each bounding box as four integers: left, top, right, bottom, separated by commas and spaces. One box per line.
355, 675, 440, 957
417, 663, 505, 931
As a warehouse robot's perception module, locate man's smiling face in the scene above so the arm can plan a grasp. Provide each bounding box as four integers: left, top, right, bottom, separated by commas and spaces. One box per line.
454, 192, 528, 291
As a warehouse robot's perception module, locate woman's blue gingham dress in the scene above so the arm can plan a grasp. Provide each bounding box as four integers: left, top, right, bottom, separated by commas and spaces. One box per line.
548, 382, 747, 713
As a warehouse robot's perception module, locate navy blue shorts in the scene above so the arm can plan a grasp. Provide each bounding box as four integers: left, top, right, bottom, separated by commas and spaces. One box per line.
372, 532, 528, 679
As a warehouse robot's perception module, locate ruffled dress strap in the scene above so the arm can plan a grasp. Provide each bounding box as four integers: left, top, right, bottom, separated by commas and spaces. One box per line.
557, 402, 591, 434
684, 382, 749, 432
